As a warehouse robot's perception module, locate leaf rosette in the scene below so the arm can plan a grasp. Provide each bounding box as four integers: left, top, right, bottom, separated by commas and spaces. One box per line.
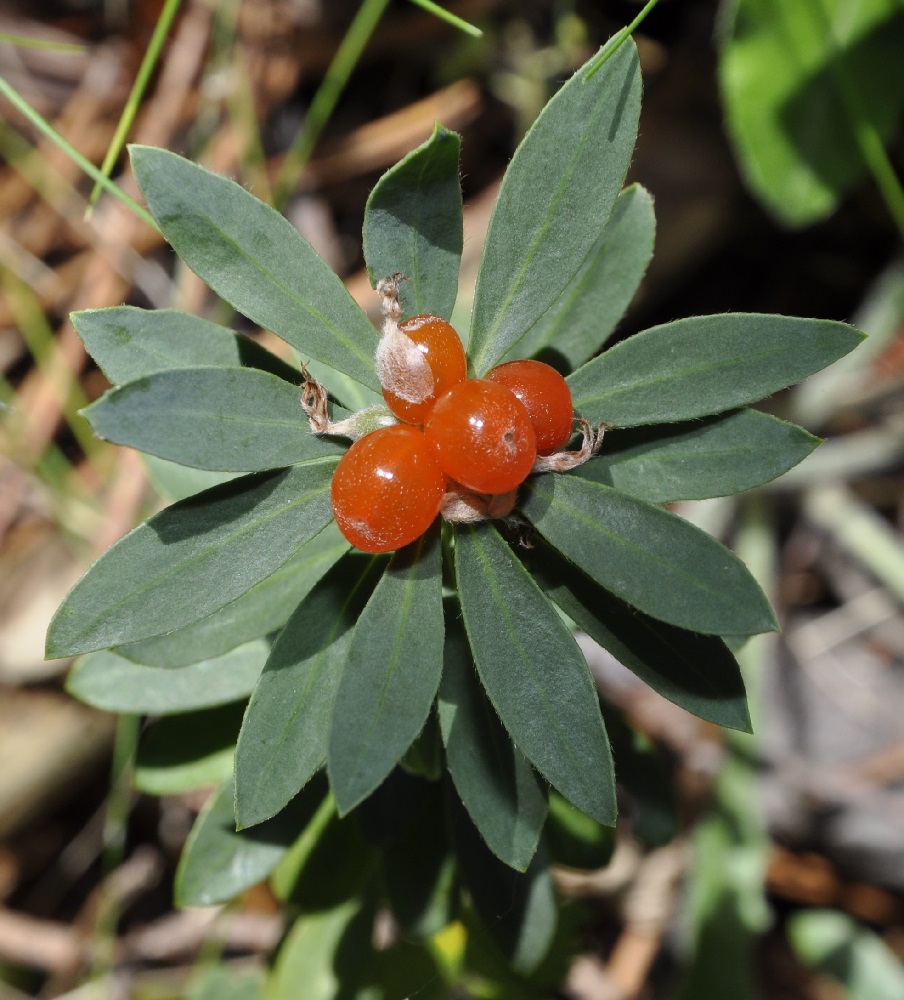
48, 39, 863, 969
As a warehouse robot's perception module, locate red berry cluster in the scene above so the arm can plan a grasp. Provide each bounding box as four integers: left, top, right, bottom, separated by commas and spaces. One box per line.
331, 314, 574, 553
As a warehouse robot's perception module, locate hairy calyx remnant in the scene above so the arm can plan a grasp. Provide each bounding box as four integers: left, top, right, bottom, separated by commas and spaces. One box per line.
375, 274, 434, 404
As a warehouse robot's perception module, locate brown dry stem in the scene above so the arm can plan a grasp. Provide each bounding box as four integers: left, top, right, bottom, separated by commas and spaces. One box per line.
532, 418, 606, 474
300, 365, 397, 440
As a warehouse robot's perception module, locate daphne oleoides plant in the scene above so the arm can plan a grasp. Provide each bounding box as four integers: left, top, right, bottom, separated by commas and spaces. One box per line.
47, 37, 862, 988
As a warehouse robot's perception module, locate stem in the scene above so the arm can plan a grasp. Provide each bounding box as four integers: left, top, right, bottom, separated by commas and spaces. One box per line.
407, 0, 483, 38
271, 0, 393, 209
0, 74, 157, 229
585, 0, 664, 79
87, 0, 183, 212
0, 32, 85, 53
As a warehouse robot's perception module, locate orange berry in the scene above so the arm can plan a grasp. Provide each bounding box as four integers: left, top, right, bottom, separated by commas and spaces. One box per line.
331, 425, 446, 553
486, 359, 574, 454
424, 379, 536, 495
381, 315, 467, 425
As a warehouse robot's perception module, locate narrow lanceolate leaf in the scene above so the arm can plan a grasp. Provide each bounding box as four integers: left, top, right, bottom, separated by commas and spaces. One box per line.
526, 542, 751, 731
453, 799, 557, 976
521, 474, 777, 635
66, 641, 268, 714
134, 704, 244, 794
46, 463, 336, 657
72, 306, 299, 384
363, 123, 463, 320
455, 524, 615, 824
234, 553, 386, 829
117, 523, 349, 667
568, 314, 865, 427
175, 777, 324, 907
582, 409, 821, 503
129, 145, 380, 392
83, 367, 342, 472
437, 608, 547, 872
468, 40, 642, 375
328, 532, 444, 815
504, 185, 655, 370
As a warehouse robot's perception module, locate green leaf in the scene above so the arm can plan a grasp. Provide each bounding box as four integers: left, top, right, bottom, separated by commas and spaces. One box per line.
363, 123, 463, 320
46, 463, 336, 657
189, 963, 265, 1000
582, 409, 821, 502
328, 531, 444, 815
66, 641, 267, 714
272, 792, 377, 910
454, 799, 557, 976
116, 522, 349, 667
384, 783, 457, 936
526, 541, 751, 731
719, 0, 904, 226
568, 314, 865, 427
545, 792, 615, 870
468, 40, 642, 375
437, 605, 548, 871
129, 145, 380, 392
143, 454, 240, 502
175, 777, 322, 907
266, 900, 373, 1000
521, 474, 777, 635
600, 706, 678, 847
788, 909, 904, 1000
83, 367, 343, 472
234, 553, 386, 829
455, 524, 615, 824
72, 306, 299, 384
134, 704, 243, 794
503, 184, 655, 370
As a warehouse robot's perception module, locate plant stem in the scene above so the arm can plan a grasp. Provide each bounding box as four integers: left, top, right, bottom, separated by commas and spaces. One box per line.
0, 74, 157, 228
271, 0, 393, 210
407, 0, 483, 38
88, 0, 183, 212
0, 32, 85, 52
585, 0, 664, 79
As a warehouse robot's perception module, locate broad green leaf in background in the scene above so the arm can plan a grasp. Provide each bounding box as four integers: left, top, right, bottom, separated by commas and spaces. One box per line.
601, 707, 678, 847
234, 553, 386, 829
454, 800, 557, 976
437, 609, 548, 872
545, 792, 615, 870
130, 145, 381, 393
788, 909, 904, 1000
455, 524, 615, 825
468, 40, 642, 375
719, 0, 904, 226
116, 522, 349, 667
521, 474, 776, 635
72, 306, 299, 384
527, 542, 751, 731
46, 462, 336, 657
328, 532, 444, 815
582, 409, 820, 502
143, 454, 241, 502
384, 784, 457, 937
568, 314, 865, 428
67, 640, 268, 714
266, 899, 374, 1000
503, 184, 655, 370
83, 367, 343, 472
176, 777, 324, 907
363, 123, 463, 320
134, 703, 244, 794
189, 964, 265, 1000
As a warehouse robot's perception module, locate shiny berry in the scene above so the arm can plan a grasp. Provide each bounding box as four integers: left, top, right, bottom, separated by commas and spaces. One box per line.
382, 315, 467, 425
424, 379, 536, 494
331, 425, 446, 553
486, 359, 574, 454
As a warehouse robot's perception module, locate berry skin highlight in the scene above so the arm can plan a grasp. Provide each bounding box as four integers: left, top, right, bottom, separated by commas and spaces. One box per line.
487, 359, 574, 454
